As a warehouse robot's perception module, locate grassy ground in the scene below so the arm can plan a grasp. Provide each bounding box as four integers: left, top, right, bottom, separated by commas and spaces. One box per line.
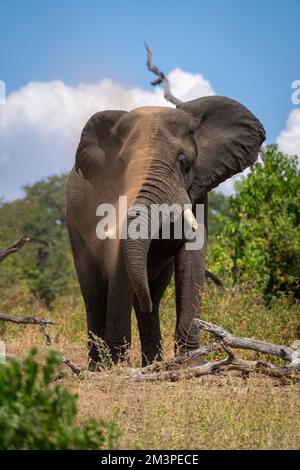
0, 285, 299, 450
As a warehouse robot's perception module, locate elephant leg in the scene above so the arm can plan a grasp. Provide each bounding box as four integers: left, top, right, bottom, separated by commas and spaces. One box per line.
105, 254, 134, 364
174, 245, 205, 355
134, 263, 173, 367
68, 224, 107, 367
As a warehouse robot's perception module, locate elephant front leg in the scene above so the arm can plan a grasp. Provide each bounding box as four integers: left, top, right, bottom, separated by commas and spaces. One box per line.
68, 223, 108, 369
105, 255, 134, 364
134, 262, 173, 366
174, 245, 205, 355
134, 306, 162, 366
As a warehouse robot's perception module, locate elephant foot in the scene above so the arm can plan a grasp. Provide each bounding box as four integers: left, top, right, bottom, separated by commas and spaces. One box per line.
108, 343, 131, 366
88, 339, 129, 369
141, 349, 163, 367
174, 337, 200, 357
88, 345, 114, 371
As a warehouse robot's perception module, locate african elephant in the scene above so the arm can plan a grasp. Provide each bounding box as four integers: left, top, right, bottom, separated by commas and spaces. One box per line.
67, 96, 265, 367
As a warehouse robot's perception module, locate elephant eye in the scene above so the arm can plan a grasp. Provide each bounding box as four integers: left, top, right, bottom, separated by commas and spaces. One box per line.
177, 154, 192, 174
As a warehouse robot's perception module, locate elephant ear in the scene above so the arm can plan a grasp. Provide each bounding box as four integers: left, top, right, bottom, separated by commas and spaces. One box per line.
177, 96, 266, 202
75, 110, 127, 182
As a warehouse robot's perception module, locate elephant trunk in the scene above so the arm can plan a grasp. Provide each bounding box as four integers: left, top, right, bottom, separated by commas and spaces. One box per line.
122, 211, 152, 313
121, 184, 198, 314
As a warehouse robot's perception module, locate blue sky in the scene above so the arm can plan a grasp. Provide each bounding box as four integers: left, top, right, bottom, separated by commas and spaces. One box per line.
0, 0, 300, 198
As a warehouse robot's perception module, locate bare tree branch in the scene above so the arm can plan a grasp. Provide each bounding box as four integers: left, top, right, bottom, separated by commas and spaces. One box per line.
128, 347, 297, 382
0, 313, 82, 375
38, 322, 53, 345
38, 321, 82, 375
218, 343, 294, 378
145, 43, 182, 106
115, 319, 300, 382
0, 235, 30, 263
193, 318, 300, 367
59, 355, 82, 375
139, 343, 220, 374
205, 269, 224, 288
130, 356, 230, 382
0, 313, 54, 326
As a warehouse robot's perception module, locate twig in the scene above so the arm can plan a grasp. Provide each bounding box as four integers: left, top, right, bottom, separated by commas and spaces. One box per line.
60, 355, 82, 375
38, 322, 81, 375
145, 43, 182, 106
0, 235, 30, 263
39, 322, 53, 346
205, 269, 224, 288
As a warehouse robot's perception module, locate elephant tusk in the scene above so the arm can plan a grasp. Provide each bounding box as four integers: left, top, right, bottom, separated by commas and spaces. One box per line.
183, 208, 198, 233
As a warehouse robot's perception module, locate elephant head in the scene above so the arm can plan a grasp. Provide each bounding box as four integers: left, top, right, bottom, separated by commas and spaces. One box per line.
75, 96, 265, 313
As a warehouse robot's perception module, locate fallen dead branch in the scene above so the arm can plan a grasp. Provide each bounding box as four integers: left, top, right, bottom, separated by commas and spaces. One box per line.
0, 313, 54, 326
38, 321, 81, 375
0, 313, 81, 375
194, 318, 300, 367
140, 343, 220, 374
125, 319, 300, 382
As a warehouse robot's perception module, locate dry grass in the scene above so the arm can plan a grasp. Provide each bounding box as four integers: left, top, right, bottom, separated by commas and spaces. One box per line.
1, 286, 299, 450
71, 373, 299, 450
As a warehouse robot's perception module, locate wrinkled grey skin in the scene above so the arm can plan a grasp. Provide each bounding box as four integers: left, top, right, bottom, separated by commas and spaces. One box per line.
67, 96, 265, 367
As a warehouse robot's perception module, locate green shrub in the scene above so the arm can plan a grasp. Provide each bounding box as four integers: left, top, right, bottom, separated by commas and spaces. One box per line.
0, 175, 77, 307
0, 349, 119, 449
208, 145, 300, 298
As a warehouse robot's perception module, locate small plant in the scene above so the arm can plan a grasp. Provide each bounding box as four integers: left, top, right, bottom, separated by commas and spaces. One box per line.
89, 333, 114, 370
0, 349, 119, 449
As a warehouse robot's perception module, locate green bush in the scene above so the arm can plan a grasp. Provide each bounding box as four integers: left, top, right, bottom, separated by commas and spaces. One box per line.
208, 145, 300, 298
0, 175, 77, 307
0, 349, 119, 449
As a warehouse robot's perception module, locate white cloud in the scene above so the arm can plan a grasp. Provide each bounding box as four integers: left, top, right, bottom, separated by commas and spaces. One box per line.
276, 108, 300, 156
0, 68, 214, 199
168, 68, 215, 102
